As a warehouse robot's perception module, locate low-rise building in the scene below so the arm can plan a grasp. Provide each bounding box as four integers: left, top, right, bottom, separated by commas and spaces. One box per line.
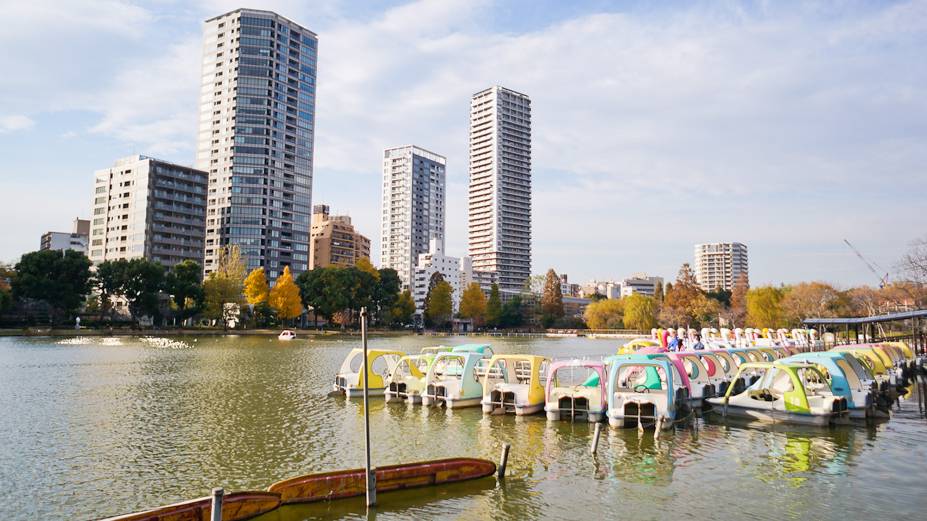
308, 205, 371, 269
89, 155, 207, 268
563, 296, 593, 318
620, 274, 663, 297
411, 239, 472, 316
559, 274, 581, 298
40, 218, 90, 254
581, 280, 620, 299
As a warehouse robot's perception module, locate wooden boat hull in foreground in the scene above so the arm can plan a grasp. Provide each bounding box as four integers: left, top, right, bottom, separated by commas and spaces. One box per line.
101, 491, 281, 521
267, 457, 496, 504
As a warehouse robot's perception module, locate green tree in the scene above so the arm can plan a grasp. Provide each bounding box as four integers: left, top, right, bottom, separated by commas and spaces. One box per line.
540, 269, 564, 327
372, 268, 401, 325
424, 280, 453, 329
485, 283, 502, 328
500, 296, 524, 328
583, 298, 624, 329
251, 301, 278, 328
13, 249, 92, 323
391, 289, 416, 327
706, 287, 732, 308
296, 268, 326, 326
243, 267, 270, 305
120, 258, 165, 322
654, 280, 664, 302
340, 266, 376, 328
164, 260, 203, 323
296, 266, 361, 327
0, 264, 13, 315
95, 259, 129, 320
623, 293, 659, 330
746, 286, 786, 328
459, 282, 487, 326
316, 267, 350, 324
269, 266, 302, 322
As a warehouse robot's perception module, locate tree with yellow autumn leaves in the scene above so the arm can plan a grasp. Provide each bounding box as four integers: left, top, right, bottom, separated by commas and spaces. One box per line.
269, 266, 302, 322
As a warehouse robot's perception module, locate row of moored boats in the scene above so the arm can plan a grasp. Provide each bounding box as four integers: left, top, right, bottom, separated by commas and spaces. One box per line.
331, 337, 920, 429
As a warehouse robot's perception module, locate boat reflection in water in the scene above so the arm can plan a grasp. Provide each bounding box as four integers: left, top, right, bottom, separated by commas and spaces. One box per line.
769, 427, 861, 486
604, 427, 679, 486
708, 421, 863, 488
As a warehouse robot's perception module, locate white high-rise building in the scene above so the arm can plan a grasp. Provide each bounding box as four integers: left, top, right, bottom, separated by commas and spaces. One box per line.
380, 145, 446, 289
196, 9, 317, 282
694, 242, 749, 292
468, 85, 532, 291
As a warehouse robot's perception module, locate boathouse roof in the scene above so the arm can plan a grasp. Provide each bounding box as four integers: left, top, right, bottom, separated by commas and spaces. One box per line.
803, 309, 927, 326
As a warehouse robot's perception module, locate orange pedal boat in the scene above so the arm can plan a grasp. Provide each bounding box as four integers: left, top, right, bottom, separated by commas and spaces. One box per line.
268, 457, 496, 503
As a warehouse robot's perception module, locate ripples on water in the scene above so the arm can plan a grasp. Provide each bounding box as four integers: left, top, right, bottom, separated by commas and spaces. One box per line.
1, 335, 926, 520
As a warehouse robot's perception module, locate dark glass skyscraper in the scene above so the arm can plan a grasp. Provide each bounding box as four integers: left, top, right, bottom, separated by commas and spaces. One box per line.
196, 9, 317, 281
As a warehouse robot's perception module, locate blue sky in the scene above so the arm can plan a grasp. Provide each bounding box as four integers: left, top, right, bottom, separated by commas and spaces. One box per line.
1, 0, 925, 287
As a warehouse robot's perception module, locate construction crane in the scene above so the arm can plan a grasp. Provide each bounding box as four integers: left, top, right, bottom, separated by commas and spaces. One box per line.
843, 239, 889, 289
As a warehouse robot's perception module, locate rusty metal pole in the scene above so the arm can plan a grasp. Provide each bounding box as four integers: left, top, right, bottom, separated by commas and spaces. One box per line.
361, 307, 376, 507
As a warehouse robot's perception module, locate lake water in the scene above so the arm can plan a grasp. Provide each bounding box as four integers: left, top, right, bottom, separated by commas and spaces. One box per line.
1, 334, 926, 520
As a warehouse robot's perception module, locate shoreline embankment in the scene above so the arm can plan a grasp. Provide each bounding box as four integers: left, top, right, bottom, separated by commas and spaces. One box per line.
0, 328, 643, 339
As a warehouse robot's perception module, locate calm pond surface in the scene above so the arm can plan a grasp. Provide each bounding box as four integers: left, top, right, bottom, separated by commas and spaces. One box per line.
1, 334, 926, 520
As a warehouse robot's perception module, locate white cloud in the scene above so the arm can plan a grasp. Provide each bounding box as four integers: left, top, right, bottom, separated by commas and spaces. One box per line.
0, 115, 34, 133
0, 0, 152, 42
308, 0, 927, 284
87, 37, 202, 157
1, 0, 925, 285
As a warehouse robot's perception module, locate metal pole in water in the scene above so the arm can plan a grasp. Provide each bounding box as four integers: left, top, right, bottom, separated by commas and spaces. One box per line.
917, 373, 924, 416
498, 442, 511, 479
591, 422, 602, 454
361, 307, 376, 507
209, 488, 223, 521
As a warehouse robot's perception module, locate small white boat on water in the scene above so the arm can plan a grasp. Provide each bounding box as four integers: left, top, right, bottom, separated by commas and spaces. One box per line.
278, 330, 296, 341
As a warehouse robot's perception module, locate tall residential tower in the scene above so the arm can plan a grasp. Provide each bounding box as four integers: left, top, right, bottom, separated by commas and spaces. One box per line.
468, 86, 532, 291
196, 8, 317, 282
694, 242, 749, 292
380, 145, 446, 289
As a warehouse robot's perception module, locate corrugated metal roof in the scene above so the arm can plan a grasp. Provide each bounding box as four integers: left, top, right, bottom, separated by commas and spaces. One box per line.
803, 309, 927, 326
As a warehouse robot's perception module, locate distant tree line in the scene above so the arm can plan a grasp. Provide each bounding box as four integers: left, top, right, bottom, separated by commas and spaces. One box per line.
582, 261, 927, 331
3, 234, 926, 330
0, 247, 411, 329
